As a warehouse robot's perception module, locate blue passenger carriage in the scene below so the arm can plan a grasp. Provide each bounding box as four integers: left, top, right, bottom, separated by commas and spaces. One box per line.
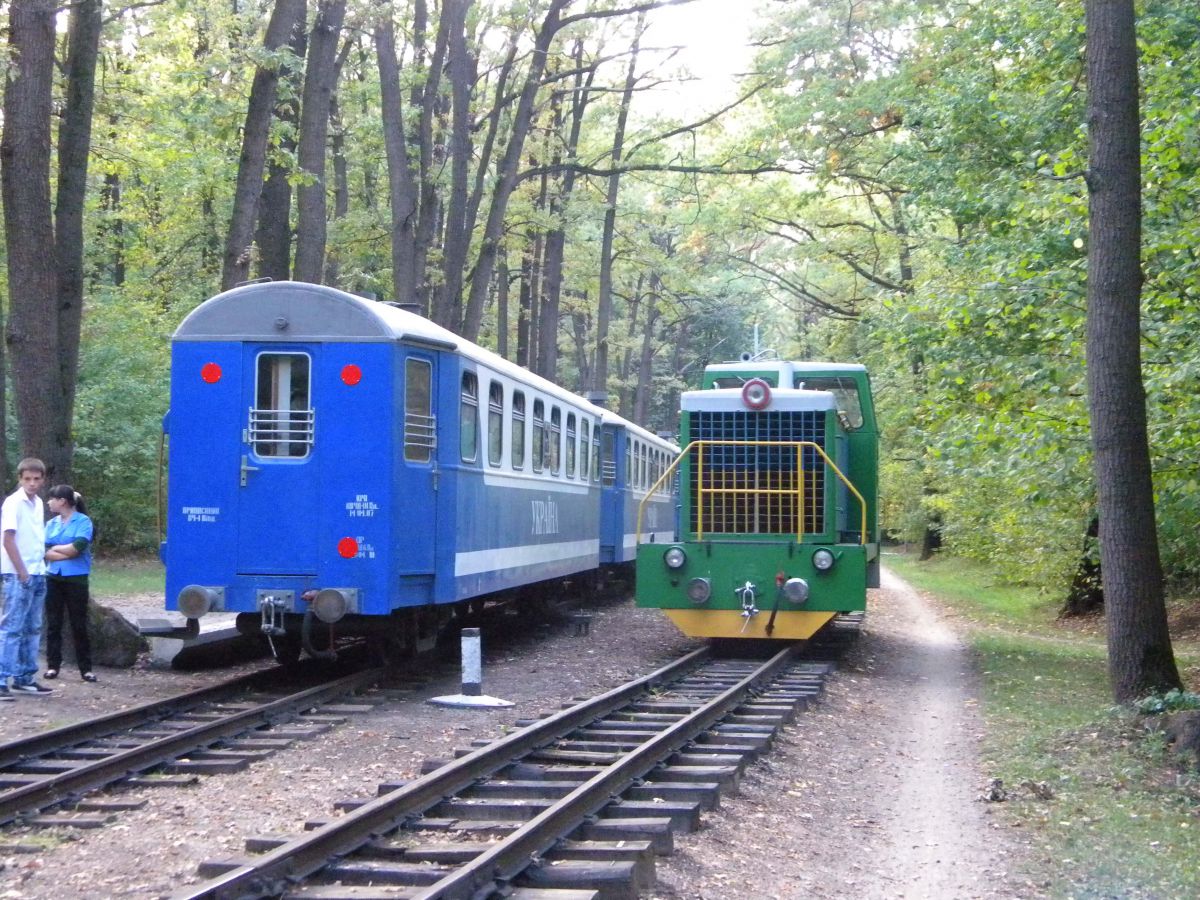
163, 281, 661, 659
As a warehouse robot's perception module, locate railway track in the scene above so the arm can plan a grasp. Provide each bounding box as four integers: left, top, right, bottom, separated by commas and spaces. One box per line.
0, 663, 384, 829
181, 621, 859, 899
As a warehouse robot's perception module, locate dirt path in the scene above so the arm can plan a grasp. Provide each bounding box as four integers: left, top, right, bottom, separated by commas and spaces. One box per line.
654, 568, 1039, 898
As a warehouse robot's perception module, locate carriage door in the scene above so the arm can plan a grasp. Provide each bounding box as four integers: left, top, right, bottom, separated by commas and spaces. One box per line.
397, 353, 438, 577
237, 349, 320, 574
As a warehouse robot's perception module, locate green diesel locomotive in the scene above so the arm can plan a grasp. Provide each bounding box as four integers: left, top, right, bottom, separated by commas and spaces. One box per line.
636, 358, 879, 640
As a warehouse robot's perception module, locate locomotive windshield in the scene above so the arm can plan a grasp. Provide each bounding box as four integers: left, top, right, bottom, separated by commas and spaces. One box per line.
799, 376, 863, 430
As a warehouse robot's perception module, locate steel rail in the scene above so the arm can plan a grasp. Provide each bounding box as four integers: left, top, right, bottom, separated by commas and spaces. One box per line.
0, 668, 382, 826
173, 645, 714, 900
414, 643, 799, 899
0, 670, 274, 769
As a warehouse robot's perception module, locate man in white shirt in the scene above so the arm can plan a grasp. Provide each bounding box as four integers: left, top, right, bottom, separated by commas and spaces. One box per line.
0, 458, 53, 697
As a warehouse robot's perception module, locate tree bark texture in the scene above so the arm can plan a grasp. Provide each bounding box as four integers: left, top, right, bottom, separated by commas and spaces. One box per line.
53, 0, 103, 480
293, 0, 346, 283
375, 7, 420, 307
222, 0, 307, 291
2, 0, 67, 479
593, 12, 644, 394
1084, 0, 1181, 702
438, 0, 475, 327
461, 0, 571, 341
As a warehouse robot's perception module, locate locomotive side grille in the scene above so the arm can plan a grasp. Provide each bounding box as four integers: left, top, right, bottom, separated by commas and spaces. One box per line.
686, 411, 826, 536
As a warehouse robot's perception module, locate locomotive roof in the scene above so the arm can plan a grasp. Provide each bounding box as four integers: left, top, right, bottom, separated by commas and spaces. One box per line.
704, 360, 867, 378
174, 281, 677, 452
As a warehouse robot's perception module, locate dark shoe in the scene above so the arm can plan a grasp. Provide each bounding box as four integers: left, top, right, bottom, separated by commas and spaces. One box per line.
81, 672, 97, 683
11, 681, 53, 695
44, 669, 58, 680
0, 686, 12, 701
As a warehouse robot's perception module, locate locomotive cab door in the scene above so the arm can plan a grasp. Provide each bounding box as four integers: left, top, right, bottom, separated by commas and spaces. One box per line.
237, 348, 320, 575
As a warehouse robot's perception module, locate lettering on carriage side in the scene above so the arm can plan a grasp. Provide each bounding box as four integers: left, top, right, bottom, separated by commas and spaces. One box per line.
182, 506, 220, 523
354, 538, 377, 560
531, 498, 560, 535
345, 493, 379, 518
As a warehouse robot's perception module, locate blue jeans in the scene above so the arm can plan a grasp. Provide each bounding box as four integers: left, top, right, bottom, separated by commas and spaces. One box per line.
1, 574, 47, 685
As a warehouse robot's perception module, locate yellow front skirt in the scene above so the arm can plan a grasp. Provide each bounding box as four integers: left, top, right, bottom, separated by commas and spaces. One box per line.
664, 609, 837, 640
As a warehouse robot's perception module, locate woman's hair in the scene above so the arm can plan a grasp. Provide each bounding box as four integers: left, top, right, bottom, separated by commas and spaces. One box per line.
47, 484, 87, 515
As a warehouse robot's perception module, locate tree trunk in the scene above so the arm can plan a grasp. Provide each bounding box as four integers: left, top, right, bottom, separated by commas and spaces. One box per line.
323, 39, 353, 287
633, 273, 659, 426
1084, 0, 1181, 702
292, 0, 346, 283
1061, 515, 1104, 618
222, 0, 306, 291
438, 0, 474, 327
461, 0, 570, 341
53, 0, 103, 481
593, 12, 644, 395
2, 0, 66, 479
256, 13, 308, 281
375, 7, 420, 306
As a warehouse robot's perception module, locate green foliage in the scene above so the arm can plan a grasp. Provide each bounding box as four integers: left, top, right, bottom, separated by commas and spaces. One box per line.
1136, 689, 1200, 716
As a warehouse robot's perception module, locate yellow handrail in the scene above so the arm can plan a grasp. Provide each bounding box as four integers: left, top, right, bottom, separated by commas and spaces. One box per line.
636, 440, 867, 545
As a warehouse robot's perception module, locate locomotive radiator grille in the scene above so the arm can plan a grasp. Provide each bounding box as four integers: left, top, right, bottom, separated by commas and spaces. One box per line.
686, 411, 826, 537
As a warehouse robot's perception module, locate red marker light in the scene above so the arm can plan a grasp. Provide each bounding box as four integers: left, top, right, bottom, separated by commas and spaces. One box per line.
341, 364, 362, 386
201, 362, 222, 384
742, 378, 771, 410
337, 537, 359, 559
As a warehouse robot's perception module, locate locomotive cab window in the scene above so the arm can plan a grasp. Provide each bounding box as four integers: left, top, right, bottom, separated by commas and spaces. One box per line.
801, 376, 864, 430
251, 352, 313, 458
460, 372, 479, 462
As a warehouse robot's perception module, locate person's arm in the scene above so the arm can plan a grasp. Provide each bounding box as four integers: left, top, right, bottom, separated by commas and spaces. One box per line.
3, 530, 28, 582
45, 545, 78, 561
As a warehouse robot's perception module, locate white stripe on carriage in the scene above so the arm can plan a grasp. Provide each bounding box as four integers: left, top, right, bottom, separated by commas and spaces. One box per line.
480, 470, 592, 494
455, 539, 600, 577
625, 531, 675, 550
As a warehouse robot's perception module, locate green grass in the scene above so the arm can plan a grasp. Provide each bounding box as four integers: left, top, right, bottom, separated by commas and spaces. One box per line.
885, 551, 1200, 899
90, 555, 164, 596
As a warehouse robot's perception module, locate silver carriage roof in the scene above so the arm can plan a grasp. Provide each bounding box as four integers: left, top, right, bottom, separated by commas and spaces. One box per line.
174, 281, 673, 441
681, 387, 836, 413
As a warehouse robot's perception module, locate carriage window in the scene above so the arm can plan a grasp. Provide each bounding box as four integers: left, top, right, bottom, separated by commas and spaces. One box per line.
566, 413, 577, 478
593, 428, 602, 482
580, 420, 590, 482
512, 391, 526, 469
251, 352, 313, 458
487, 381, 504, 467
460, 372, 478, 462
532, 400, 545, 473
403, 358, 434, 462
549, 407, 562, 475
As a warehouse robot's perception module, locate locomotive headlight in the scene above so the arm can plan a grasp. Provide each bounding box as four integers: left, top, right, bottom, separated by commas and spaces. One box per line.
812, 549, 836, 572
664, 547, 687, 570
178, 584, 220, 619
782, 577, 810, 605
686, 577, 712, 605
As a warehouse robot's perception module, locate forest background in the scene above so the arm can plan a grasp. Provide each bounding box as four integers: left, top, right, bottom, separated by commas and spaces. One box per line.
1, 0, 1197, 608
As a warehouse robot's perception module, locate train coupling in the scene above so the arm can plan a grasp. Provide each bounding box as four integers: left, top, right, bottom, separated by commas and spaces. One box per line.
259, 594, 289, 637
737, 581, 759, 618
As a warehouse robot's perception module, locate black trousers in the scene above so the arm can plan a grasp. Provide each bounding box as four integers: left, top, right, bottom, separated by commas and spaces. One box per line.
45, 577, 92, 674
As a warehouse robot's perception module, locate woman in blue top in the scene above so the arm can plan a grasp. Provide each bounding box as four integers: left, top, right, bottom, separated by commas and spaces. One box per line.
43, 485, 96, 682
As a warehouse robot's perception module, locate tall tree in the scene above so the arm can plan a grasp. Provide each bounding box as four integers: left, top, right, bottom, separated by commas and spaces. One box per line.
2, 0, 66, 482
1084, 0, 1181, 702
222, 0, 307, 290
293, 0, 347, 283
